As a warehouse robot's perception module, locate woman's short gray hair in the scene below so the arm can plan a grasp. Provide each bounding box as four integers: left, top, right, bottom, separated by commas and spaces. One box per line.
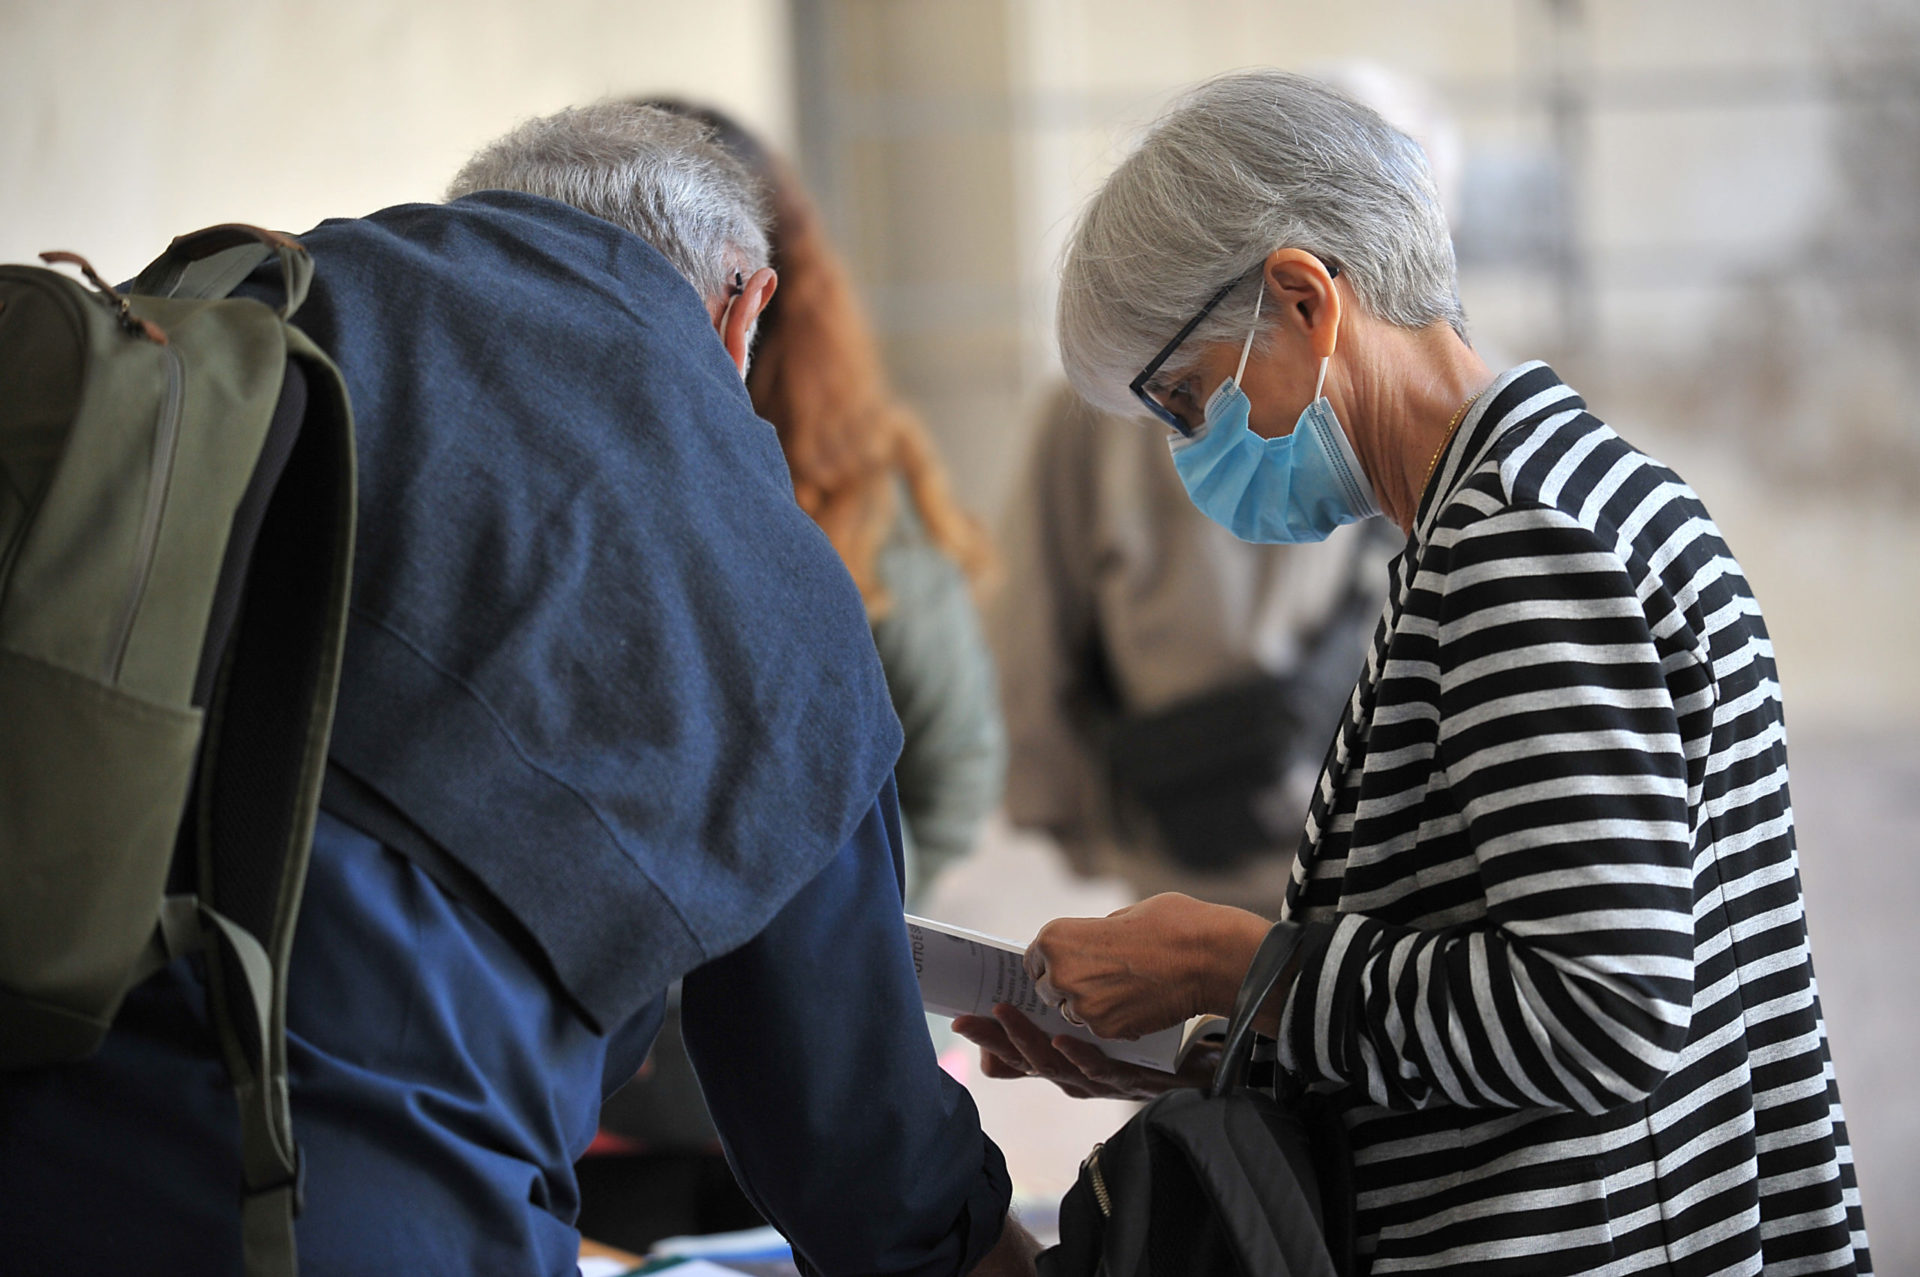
1058, 69, 1465, 417
449, 102, 770, 303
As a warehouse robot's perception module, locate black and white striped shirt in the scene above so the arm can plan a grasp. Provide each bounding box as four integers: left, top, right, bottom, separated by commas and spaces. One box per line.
1276, 363, 1871, 1275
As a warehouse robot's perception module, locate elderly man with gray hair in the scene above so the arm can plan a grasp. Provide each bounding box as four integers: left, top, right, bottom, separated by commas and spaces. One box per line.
957, 71, 1870, 1275
0, 103, 1037, 1277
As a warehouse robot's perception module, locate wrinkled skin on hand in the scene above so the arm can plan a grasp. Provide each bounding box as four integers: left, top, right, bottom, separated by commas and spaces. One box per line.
951, 1005, 1222, 1101
1021, 893, 1270, 1040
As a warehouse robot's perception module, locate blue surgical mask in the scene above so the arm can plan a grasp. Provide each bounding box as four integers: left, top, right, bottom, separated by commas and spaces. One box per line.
1169, 289, 1379, 543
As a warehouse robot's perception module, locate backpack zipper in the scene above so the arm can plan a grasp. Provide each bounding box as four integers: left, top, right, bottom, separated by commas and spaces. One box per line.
107, 341, 184, 682
1085, 1141, 1113, 1218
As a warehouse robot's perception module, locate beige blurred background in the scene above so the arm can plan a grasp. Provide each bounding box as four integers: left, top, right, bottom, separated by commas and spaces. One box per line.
5, 0, 1915, 1267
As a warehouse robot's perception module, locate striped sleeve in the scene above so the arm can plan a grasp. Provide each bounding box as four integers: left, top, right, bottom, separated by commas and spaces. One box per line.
1280, 500, 1699, 1115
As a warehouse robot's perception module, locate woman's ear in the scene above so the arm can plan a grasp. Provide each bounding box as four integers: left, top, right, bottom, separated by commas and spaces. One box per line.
720, 266, 779, 375
1260, 249, 1342, 361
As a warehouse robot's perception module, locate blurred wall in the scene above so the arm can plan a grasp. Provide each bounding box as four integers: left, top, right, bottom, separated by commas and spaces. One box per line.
0, 0, 792, 283
793, 0, 1920, 733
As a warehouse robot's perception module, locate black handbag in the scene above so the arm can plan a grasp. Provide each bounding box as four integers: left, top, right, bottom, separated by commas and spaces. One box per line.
1105, 674, 1308, 871
1037, 923, 1354, 1277
1104, 573, 1378, 873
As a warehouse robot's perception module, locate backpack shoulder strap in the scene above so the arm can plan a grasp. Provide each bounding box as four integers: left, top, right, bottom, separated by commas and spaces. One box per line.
131, 224, 311, 315
204, 338, 353, 1277
128, 228, 354, 1277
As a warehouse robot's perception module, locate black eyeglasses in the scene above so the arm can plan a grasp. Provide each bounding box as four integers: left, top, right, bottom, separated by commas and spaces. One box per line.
1128, 258, 1339, 437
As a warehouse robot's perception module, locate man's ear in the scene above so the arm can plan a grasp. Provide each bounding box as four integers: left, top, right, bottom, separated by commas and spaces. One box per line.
1260, 248, 1342, 361
719, 266, 778, 375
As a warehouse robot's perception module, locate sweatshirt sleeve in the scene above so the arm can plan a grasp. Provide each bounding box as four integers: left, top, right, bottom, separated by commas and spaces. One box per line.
1277, 502, 1699, 1115
679, 777, 1011, 1276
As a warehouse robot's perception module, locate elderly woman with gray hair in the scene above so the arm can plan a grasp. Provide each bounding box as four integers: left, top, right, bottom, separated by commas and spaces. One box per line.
956, 70, 1870, 1275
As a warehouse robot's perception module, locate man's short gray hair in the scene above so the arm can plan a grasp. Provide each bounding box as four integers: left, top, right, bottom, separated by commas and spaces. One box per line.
1058, 69, 1466, 418
449, 102, 770, 303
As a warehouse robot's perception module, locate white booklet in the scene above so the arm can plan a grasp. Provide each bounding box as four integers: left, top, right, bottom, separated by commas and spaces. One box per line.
905, 913, 1222, 1073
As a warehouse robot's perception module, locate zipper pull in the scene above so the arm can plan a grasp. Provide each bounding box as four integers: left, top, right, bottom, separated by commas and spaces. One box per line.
1083, 1141, 1114, 1218
40, 250, 169, 345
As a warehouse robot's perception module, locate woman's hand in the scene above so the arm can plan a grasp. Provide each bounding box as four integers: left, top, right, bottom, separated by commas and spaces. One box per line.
951, 1005, 1220, 1102
1023, 893, 1270, 1040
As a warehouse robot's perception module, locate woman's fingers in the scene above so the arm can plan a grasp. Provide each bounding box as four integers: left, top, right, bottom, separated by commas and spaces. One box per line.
992, 1005, 1106, 1099
951, 1015, 1031, 1077
1027, 915, 1095, 991
1023, 908, 1173, 1033
980, 1052, 1030, 1080
953, 1013, 1097, 1096
1053, 1035, 1138, 1086
1029, 920, 1112, 1030
1028, 931, 1095, 1028
1032, 971, 1065, 1011
958, 1008, 1176, 1101
994, 1004, 1073, 1070
1054, 1035, 1181, 1100
955, 1012, 1093, 1093
1023, 938, 1047, 984
1020, 897, 1277, 1041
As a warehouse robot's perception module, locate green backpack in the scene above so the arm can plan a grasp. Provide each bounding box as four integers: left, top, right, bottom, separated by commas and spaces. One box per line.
0, 225, 357, 1276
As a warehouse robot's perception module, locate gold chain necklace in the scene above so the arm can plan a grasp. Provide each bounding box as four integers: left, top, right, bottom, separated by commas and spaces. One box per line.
1423, 390, 1482, 491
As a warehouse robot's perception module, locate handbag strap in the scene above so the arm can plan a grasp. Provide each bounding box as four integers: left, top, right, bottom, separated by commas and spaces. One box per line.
1208, 919, 1306, 1099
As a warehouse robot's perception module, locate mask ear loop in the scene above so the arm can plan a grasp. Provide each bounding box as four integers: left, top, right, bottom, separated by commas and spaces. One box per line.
1232, 283, 1264, 384
1232, 281, 1330, 401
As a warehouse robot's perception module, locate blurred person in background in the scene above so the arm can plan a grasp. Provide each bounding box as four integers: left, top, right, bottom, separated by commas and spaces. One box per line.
578, 98, 1008, 1254
994, 387, 1384, 917
993, 65, 1455, 918
961, 69, 1870, 1275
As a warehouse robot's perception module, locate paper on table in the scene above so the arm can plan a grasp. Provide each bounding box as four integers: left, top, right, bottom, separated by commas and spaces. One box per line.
579, 1238, 648, 1276
577, 1257, 642, 1277
650, 1225, 790, 1264
905, 913, 1187, 1072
